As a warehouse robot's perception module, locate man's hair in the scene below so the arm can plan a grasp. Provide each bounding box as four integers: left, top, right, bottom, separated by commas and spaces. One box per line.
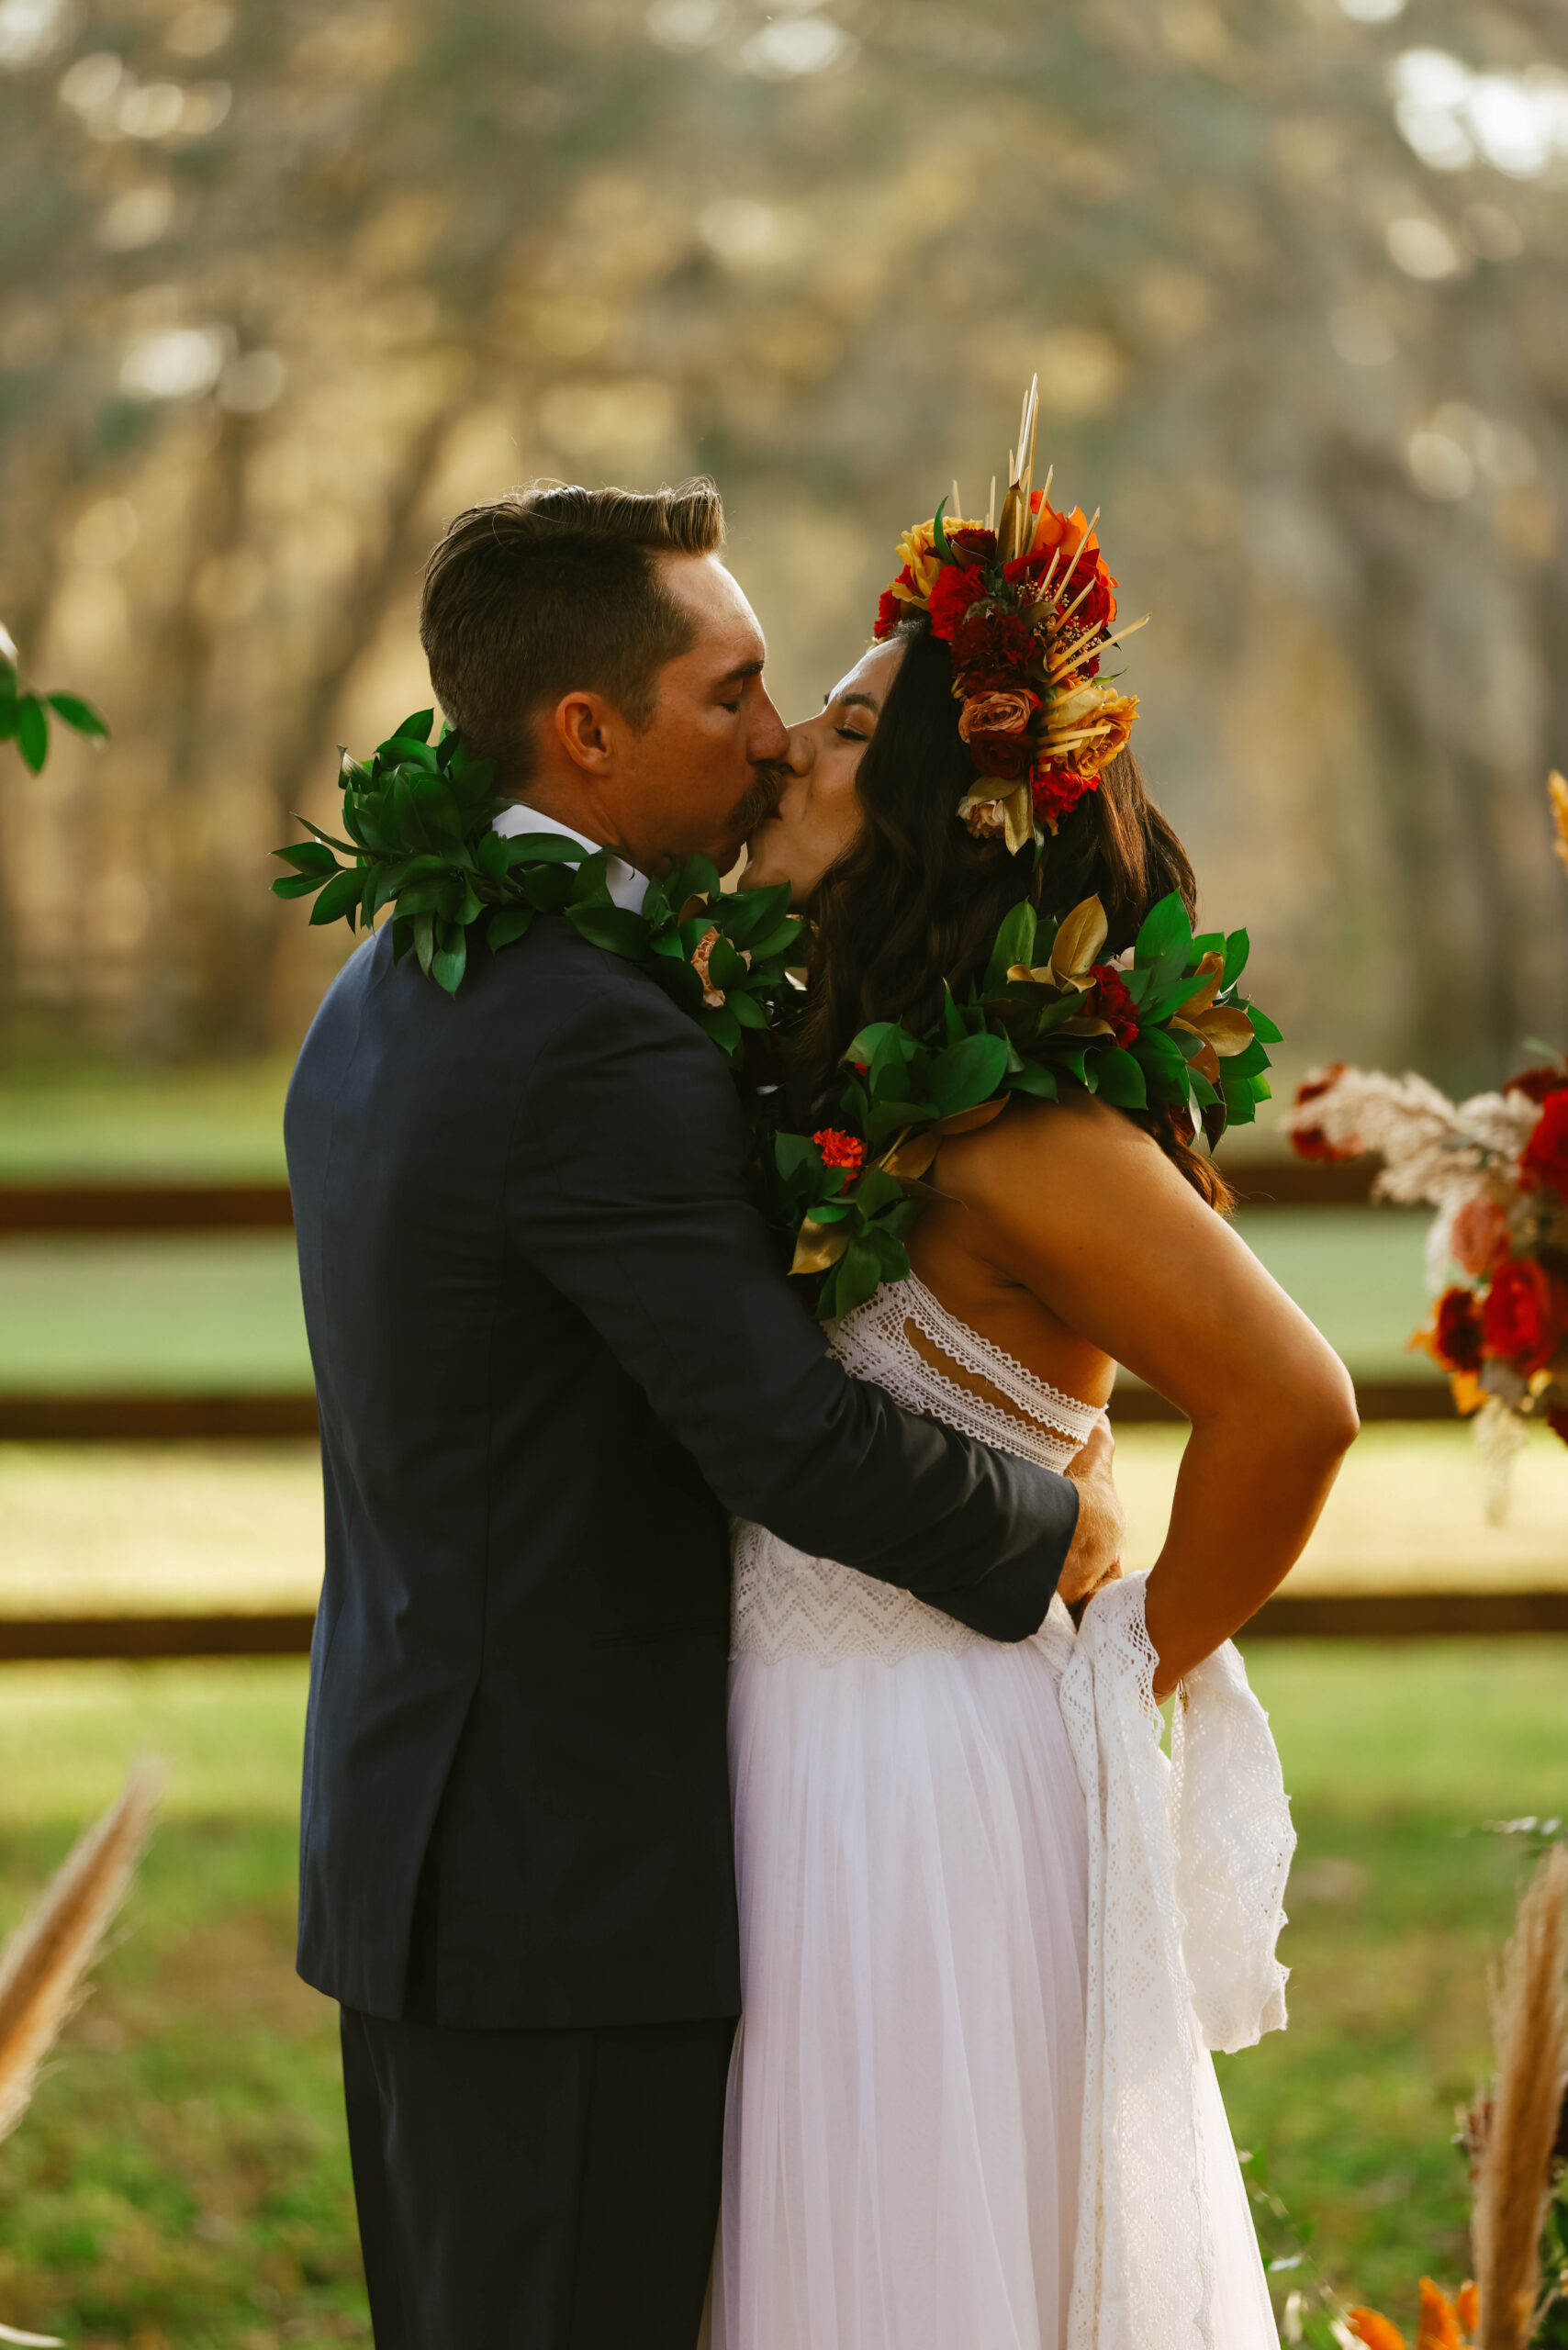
419, 478, 725, 789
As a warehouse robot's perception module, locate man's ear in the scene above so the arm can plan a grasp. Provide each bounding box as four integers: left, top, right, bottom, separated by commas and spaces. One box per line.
552, 690, 620, 776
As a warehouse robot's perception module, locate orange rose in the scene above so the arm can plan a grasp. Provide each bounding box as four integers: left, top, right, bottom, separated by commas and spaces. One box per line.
958, 689, 1039, 740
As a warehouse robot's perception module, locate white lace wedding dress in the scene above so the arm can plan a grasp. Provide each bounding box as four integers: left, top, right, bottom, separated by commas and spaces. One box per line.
707, 1275, 1292, 2350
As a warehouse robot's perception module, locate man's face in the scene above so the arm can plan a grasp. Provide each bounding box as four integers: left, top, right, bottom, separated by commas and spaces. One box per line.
610, 554, 790, 874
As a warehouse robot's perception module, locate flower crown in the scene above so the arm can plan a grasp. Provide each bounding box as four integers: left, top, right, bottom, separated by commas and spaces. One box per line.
874, 377, 1144, 856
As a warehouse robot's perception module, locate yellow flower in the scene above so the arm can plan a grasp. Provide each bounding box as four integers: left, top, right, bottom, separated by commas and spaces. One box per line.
893, 520, 944, 602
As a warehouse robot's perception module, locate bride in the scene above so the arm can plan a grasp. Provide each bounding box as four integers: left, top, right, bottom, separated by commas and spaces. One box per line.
707, 476, 1359, 2348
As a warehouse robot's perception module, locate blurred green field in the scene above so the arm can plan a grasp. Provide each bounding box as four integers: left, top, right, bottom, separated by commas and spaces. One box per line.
0, 1646, 1561, 2346
0, 1207, 1438, 1393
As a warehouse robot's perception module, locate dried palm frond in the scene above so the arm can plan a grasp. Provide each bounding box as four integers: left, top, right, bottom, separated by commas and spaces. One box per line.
1471, 1841, 1568, 2350
1550, 770, 1568, 879
0, 1764, 161, 2147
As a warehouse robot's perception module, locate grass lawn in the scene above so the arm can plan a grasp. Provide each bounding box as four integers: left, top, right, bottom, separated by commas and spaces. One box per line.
0, 1647, 1562, 2344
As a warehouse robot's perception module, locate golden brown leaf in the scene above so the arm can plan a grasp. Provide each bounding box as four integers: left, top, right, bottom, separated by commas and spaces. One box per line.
1049, 895, 1108, 987
789, 1218, 852, 1277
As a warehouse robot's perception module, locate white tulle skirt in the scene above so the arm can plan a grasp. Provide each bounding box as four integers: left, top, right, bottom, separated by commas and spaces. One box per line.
711, 1635, 1092, 2350
709, 1628, 1279, 2350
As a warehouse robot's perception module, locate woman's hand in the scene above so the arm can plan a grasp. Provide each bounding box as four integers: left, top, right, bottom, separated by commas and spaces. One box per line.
933, 1097, 1360, 1693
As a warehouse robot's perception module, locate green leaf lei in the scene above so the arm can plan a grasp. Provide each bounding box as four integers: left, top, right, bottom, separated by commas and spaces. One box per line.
270, 710, 806, 1057
769, 889, 1280, 1320
273, 717, 1281, 1324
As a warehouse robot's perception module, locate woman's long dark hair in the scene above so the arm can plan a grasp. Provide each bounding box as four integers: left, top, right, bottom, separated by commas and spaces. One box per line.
795, 612, 1233, 1209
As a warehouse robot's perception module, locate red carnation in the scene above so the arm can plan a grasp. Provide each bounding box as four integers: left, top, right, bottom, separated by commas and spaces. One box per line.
813, 1128, 865, 1181
1519, 1091, 1568, 1202
875, 589, 903, 641
1290, 1064, 1358, 1164
926, 563, 987, 642
1430, 1284, 1484, 1372
968, 731, 1035, 780
949, 606, 1037, 688
1482, 1254, 1568, 1376
1506, 1065, 1568, 1106
946, 526, 998, 561
1088, 963, 1139, 1049
1030, 763, 1099, 829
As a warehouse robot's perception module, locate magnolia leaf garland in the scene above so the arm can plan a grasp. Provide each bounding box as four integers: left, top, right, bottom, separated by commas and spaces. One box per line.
271, 711, 806, 1058
272, 717, 1279, 1323
769, 889, 1279, 1321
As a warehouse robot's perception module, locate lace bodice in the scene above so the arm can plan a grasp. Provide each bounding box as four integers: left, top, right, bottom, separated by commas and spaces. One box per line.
731, 1273, 1105, 1667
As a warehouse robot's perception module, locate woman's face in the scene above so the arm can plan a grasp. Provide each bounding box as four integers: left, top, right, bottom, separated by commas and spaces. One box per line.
741, 636, 905, 907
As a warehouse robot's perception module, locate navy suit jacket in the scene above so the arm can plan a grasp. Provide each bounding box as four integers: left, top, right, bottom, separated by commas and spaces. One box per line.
286, 915, 1079, 2028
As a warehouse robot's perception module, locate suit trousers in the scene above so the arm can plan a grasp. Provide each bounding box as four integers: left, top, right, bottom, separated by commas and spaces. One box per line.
340, 2005, 736, 2348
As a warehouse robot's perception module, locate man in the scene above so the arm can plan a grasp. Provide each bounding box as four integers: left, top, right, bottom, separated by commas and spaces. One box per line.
285, 477, 1121, 2347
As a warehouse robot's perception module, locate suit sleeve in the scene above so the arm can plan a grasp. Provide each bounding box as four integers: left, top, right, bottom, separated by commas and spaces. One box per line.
509, 955, 1079, 1640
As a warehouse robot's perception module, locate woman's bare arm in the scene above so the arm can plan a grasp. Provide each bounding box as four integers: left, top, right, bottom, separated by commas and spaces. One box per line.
934, 1098, 1360, 1695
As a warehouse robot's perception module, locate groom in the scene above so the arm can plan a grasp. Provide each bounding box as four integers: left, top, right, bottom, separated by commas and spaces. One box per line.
285, 476, 1121, 2348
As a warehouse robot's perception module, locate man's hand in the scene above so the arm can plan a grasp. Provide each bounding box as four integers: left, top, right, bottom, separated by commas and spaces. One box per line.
1057, 1419, 1124, 1605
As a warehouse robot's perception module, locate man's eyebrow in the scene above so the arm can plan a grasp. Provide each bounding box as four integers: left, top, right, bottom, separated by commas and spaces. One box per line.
822, 690, 880, 714
717, 656, 766, 688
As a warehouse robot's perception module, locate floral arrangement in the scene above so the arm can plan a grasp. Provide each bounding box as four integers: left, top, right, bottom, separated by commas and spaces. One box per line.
774, 883, 1276, 1319
1286, 776, 1568, 1512
1, 621, 106, 774
874, 376, 1142, 854
271, 709, 804, 1057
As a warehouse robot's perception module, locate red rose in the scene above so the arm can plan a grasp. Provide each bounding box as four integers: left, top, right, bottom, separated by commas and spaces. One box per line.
1030, 762, 1099, 829
1547, 1404, 1568, 1449
1506, 1065, 1568, 1106
967, 731, 1035, 780
1520, 1091, 1568, 1201
949, 606, 1037, 687
1482, 1254, 1568, 1376
1289, 1063, 1358, 1164
1088, 963, 1139, 1048
926, 563, 986, 642
946, 526, 998, 561
1431, 1284, 1484, 1372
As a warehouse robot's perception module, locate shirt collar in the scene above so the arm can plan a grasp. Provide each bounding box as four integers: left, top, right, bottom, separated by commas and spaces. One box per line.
491, 802, 649, 915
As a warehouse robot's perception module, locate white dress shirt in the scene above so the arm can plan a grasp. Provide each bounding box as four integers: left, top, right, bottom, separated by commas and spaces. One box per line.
491, 803, 649, 915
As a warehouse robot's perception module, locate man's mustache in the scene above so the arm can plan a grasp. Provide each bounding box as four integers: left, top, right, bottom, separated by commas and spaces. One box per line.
731, 758, 790, 837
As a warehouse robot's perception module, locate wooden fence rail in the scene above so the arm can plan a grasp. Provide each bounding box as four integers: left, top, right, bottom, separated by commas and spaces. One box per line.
2, 1589, 1564, 1662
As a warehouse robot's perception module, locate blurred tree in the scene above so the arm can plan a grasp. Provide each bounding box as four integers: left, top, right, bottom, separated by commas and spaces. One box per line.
0, 0, 1563, 1085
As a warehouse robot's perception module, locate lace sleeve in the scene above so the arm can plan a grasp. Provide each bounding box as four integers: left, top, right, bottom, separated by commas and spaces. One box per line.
1058, 1572, 1294, 2350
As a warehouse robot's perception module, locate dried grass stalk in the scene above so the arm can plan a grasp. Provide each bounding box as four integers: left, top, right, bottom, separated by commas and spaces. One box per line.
0, 1764, 161, 2146
1473, 1841, 1568, 2350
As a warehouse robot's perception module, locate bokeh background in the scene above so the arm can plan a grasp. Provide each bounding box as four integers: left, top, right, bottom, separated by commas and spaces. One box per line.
1, 2, 1566, 2345
2, 0, 1566, 1086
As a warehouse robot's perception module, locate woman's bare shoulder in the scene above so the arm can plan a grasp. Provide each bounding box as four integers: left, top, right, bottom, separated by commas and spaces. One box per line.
936, 1091, 1185, 1219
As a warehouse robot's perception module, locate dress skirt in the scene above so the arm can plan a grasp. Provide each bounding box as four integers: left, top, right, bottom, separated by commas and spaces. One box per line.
711, 1634, 1091, 2350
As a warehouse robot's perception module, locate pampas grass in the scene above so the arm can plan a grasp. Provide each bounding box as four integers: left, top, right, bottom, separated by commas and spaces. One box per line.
0, 1763, 160, 2148
1470, 1841, 1568, 2350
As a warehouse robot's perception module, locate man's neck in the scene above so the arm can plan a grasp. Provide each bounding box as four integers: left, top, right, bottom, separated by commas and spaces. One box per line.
507, 778, 616, 856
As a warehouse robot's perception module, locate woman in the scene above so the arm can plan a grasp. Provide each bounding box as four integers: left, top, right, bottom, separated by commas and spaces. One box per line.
709, 497, 1358, 2348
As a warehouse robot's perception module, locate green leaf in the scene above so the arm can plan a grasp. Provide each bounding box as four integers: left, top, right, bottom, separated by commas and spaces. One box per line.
746, 919, 805, 965
414, 912, 435, 976
699, 1002, 742, 1054
864, 1225, 912, 1281
984, 899, 1037, 992
1247, 1003, 1282, 1045
308, 867, 365, 927
273, 841, 340, 875
1223, 927, 1250, 987
46, 690, 108, 738
706, 935, 749, 992
502, 832, 586, 867
731, 990, 768, 1029
775, 1132, 823, 1181
431, 926, 467, 994
390, 709, 435, 746
1092, 1046, 1148, 1108
1008, 1062, 1058, 1100
567, 903, 653, 957
390, 914, 415, 963
1134, 891, 1192, 968
272, 872, 330, 901
17, 696, 47, 773
930, 496, 951, 563
834, 1238, 884, 1317
854, 1167, 903, 1216
928, 1032, 1010, 1118
486, 908, 534, 952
